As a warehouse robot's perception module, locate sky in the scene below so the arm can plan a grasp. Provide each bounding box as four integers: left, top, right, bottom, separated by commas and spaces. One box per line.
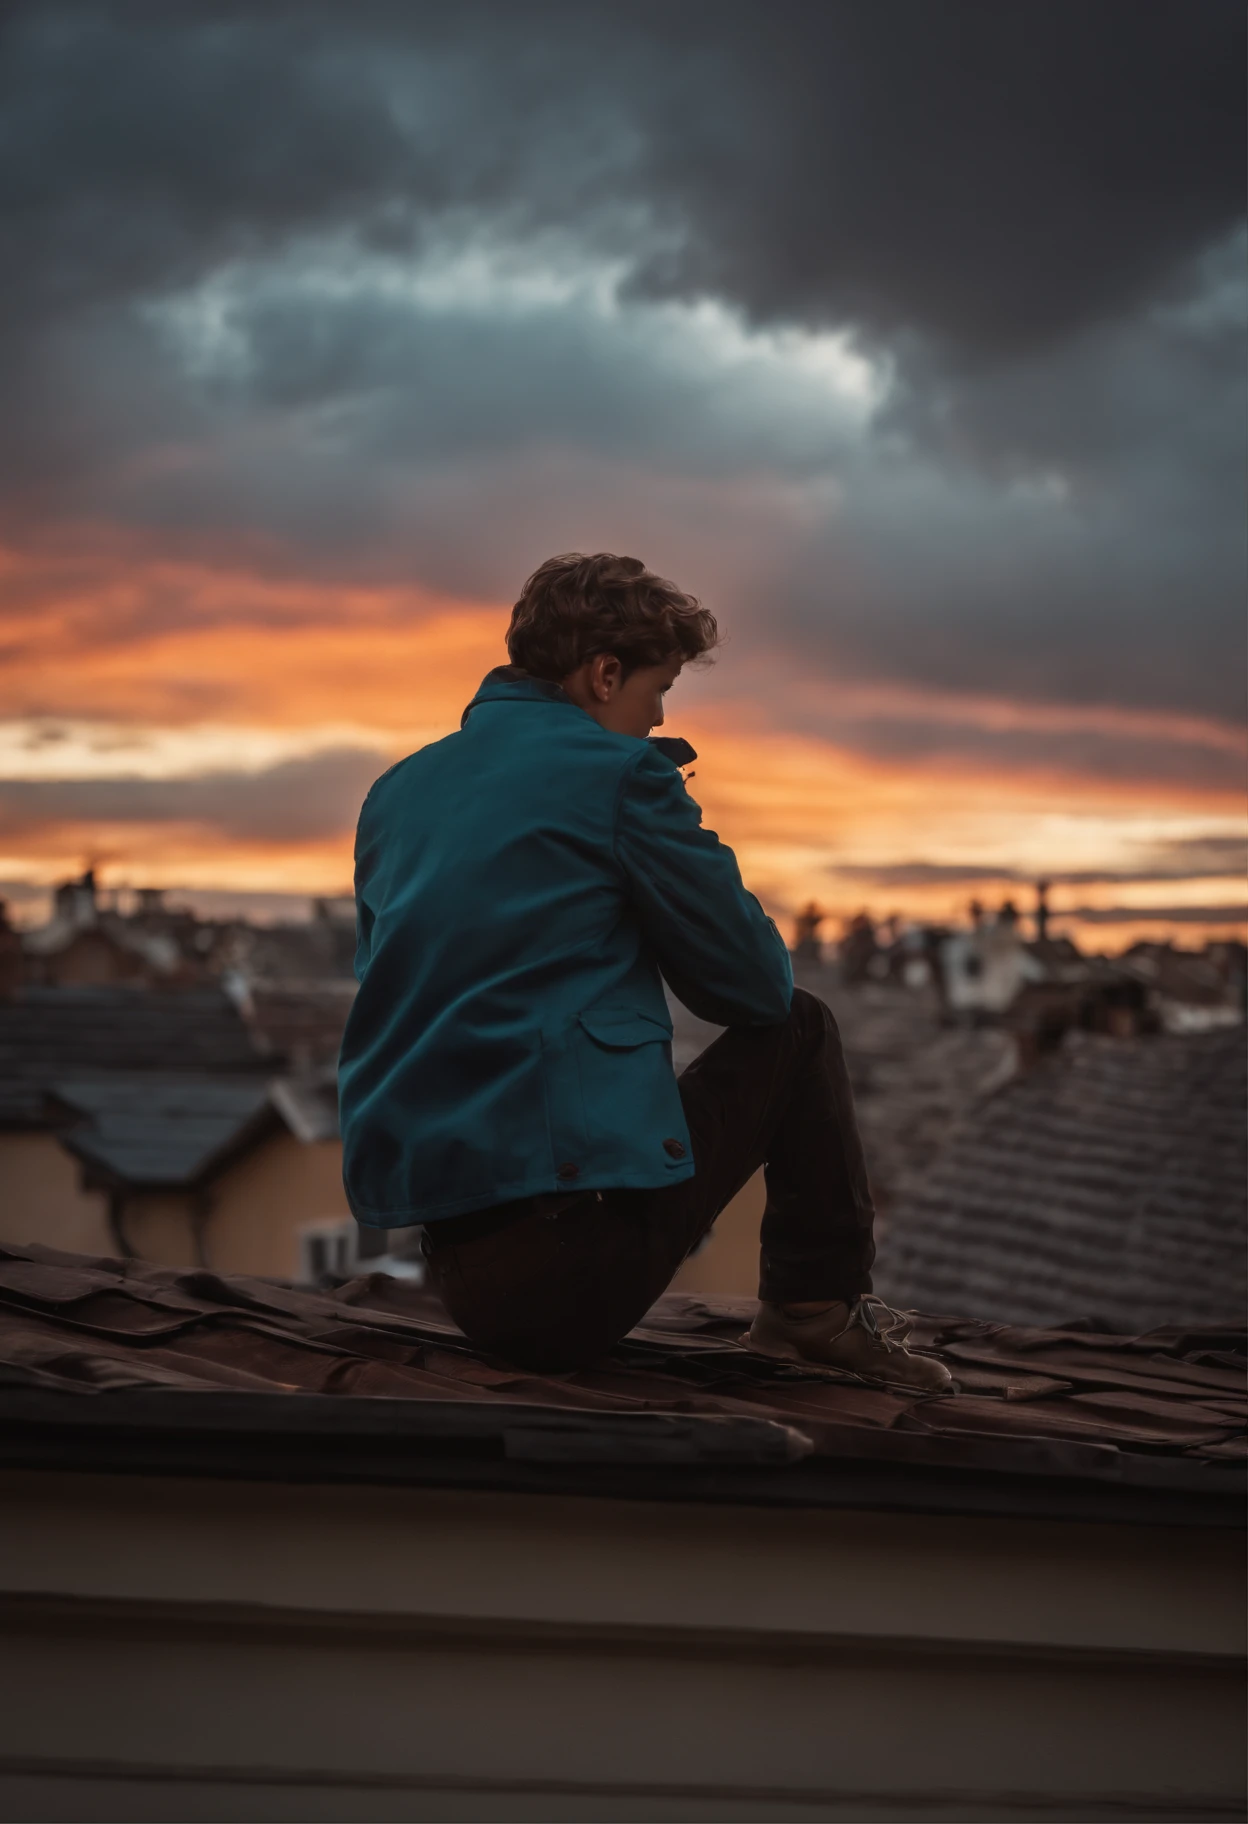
1, 0, 1245, 947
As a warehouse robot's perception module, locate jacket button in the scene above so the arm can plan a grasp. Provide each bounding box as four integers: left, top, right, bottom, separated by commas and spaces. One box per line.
662, 1138, 686, 1159
557, 1162, 580, 1179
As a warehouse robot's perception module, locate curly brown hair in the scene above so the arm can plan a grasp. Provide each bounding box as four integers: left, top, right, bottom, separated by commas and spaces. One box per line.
506, 552, 718, 682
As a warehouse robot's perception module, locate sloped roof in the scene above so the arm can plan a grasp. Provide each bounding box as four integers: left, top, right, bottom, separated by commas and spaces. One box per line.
23, 911, 182, 974
875, 1026, 1246, 1333
672, 973, 1019, 1213
1119, 942, 1244, 1008
0, 1243, 1240, 1525
234, 917, 356, 981
51, 1076, 275, 1187
268, 1072, 340, 1143
231, 977, 356, 1065
0, 986, 272, 1127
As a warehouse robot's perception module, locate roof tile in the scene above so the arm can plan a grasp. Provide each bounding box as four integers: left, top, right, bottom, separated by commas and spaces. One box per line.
0, 1243, 1240, 1512
876, 1027, 1246, 1331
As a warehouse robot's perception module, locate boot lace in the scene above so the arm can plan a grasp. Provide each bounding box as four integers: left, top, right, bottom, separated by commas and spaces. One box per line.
848, 1296, 913, 1351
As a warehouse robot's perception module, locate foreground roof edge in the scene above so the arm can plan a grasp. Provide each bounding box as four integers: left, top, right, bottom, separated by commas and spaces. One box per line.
0, 1246, 1240, 1527
0, 1387, 1239, 1529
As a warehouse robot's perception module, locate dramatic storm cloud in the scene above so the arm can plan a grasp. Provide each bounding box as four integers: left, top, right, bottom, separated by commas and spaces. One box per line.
0, 1, 1243, 929
4, 2, 1241, 346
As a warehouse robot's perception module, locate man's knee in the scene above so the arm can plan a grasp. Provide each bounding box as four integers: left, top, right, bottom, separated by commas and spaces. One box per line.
788, 985, 848, 1061
790, 985, 838, 1033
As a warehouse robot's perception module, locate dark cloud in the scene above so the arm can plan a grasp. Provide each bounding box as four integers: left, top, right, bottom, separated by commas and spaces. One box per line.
830, 834, 1248, 894
634, 2, 1243, 353
833, 856, 1247, 891
3, 1, 1241, 350
730, 684, 1247, 793
1064, 903, 1247, 927
0, 1, 1242, 731
831, 862, 1030, 888
762, 230, 1247, 723
1143, 834, 1248, 878
0, 748, 385, 843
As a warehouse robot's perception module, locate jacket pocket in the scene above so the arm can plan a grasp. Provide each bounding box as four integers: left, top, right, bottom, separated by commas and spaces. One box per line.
543, 1007, 688, 1184
576, 1008, 673, 1049
570, 1007, 691, 1178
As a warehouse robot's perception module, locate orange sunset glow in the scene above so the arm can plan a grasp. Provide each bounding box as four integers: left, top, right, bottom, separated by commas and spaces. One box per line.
3, 540, 1243, 951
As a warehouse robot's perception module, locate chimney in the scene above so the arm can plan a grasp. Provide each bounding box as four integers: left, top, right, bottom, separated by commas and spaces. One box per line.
55, 869, 98, 928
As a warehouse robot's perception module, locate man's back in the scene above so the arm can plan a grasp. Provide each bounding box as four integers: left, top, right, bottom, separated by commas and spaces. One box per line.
338, 667, 791, 1225
338, 554, 943, 1397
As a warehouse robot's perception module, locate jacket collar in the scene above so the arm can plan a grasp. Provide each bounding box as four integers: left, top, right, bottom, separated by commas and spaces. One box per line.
461, 666, 575, 725
461, 665, 697, 765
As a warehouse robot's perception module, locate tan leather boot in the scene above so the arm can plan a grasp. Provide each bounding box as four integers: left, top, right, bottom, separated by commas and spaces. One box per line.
748, 1296, 954, 1395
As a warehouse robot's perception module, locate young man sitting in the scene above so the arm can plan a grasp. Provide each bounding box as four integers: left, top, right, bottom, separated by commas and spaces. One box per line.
339, 552, 950, 1392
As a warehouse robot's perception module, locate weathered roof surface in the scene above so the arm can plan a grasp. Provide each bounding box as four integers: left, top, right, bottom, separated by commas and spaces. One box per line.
1119, 940, 1247, 1011
236, 978, 356, 1066
0, 1243, 1241, 1525
235, 915, 356, 981
672, 973, 1018, 1215
268, 1071, 340, 1143
52, 1076, 274, 1187
0, 986, 271, 1127
876, 1026, 1247, 1333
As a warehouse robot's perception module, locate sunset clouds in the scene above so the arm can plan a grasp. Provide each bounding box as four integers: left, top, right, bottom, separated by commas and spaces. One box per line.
0, 3, 1243, 943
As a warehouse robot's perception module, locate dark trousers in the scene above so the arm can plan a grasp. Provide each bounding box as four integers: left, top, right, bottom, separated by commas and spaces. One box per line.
423, 988, 876, 1371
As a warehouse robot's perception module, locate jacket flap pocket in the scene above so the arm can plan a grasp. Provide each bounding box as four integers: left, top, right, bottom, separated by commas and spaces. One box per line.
578, 1008, 673, 1049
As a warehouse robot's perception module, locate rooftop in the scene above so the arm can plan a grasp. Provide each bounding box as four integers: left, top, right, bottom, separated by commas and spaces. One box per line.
876, 1025, 1247, 1332
49, 1076, 277, 1188
0, 1241, 1241, 1527
671, 973, 1018, 1214
0, 985, 271, 1128
227, 975, 357, 1067
42, 1069, 341, 1191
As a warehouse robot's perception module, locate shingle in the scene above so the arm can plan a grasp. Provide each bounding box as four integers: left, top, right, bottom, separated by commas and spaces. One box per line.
0, 986, 271, 1126
671, 974, 1020, 1213
238, 981, 355, 1065
0, 1244, 1240, 1514
269, 1073, 340, 1142
51, 1076, 275, 1187
875, 1027, 1247, 1331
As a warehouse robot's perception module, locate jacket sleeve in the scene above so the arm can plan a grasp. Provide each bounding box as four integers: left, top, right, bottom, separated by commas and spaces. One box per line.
614, 743, 793, 1026
353, 894, 376, 984
351, 794, 379, 984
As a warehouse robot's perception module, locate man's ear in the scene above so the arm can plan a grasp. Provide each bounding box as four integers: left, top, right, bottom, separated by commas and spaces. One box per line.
591, 653, 622, 701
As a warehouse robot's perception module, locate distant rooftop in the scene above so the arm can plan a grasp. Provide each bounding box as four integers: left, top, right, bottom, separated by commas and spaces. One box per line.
50, 1076, 276, 1188
43, 1069, 342, 1191
0, 986, 273, 1128
227, 975, 356, 1066
876, 1025, 1247, 1333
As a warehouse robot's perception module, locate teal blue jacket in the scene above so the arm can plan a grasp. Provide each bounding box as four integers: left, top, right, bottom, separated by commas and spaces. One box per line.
339, 668, 793, 1225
